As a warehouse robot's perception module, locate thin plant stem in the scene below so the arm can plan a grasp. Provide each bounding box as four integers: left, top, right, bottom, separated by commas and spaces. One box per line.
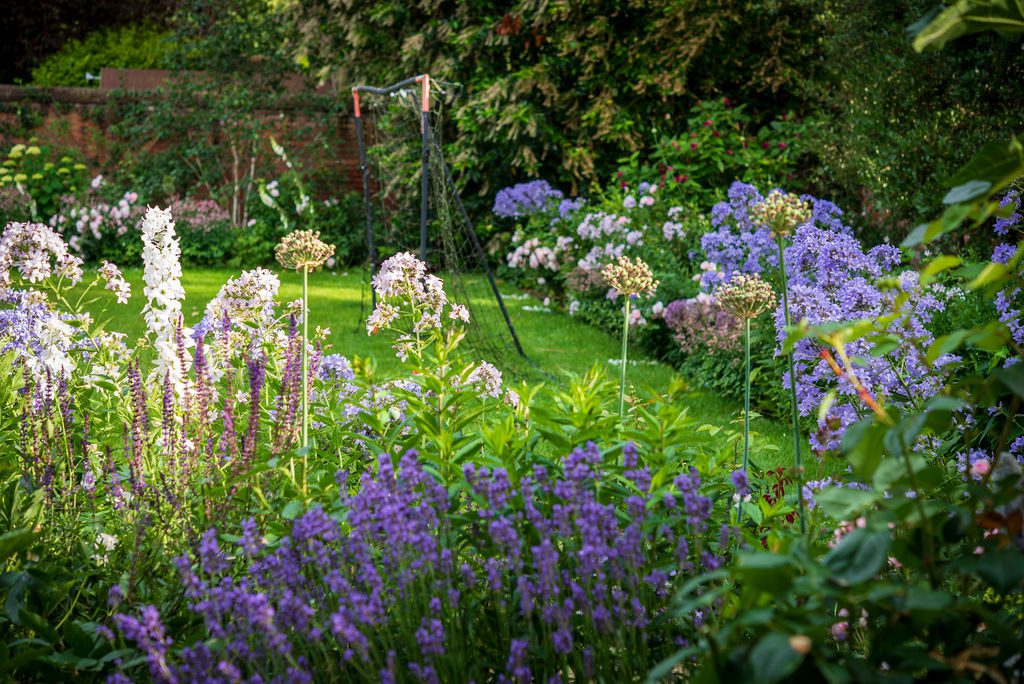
619, 297, 630, 419
739, 317, 751, 519
301, 265, 309, 495
777, 235, 807, 534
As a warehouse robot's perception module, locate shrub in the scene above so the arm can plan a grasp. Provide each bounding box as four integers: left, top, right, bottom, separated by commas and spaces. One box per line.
0, 140, 89, 222
806, 0, 1024, 239
30, 23, 175, 87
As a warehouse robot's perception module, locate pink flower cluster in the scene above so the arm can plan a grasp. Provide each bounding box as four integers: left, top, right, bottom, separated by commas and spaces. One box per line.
50, 187, 143, 255
663, 294, 743, 355
169, 196, 230, 234
367, 252, 471, 361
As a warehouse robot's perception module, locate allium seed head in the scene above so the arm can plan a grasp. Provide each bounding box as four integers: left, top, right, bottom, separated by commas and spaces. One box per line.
750, 190, 812, 237
601, 256, 659, 297
275, 230, 335, 271
716, 274, 776, 319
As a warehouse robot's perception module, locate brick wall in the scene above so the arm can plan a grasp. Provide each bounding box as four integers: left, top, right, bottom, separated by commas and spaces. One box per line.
0, 79, 364, 194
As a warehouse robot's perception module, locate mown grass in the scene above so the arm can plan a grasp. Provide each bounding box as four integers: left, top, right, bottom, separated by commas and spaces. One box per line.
75, 267, 827, 475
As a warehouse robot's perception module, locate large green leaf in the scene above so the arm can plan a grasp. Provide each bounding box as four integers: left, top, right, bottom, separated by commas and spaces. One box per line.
735, 552, 798, 594
975, 549, 1024, 592
814, 488, 879, 520
912, 0, 1024, 52
749, 633, 805, 683
841, 418, 888, 478
822, 528, 891, 586
946, 136, 1024, 190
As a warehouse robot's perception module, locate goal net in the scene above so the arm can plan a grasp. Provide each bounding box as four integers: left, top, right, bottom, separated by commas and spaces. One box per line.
352, 75, 529, 371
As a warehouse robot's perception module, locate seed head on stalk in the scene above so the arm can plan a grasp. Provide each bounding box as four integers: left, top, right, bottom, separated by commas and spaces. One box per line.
716, 273, 776, 320
275, 230, 335, 272
750, 191, 812, 238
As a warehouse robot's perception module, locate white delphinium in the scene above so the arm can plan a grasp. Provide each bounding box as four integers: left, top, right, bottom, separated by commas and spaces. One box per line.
140, 206, 191, 395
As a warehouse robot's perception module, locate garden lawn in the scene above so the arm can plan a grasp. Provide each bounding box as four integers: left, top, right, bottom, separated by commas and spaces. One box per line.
77, 267, 815, 473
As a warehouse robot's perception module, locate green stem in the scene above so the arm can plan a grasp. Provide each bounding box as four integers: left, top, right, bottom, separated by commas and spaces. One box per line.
778, 235, 807, 534
619, 297, 630, 419
739, 317, 751, 520
301, 266, 309, 495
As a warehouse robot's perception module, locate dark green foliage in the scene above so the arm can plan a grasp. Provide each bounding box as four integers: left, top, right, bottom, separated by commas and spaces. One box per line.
286, 0, 828, 205
0, 0, 177, 84
30, 24, 176, 88
806, 0, 1024, 240
617, 98, 811, 205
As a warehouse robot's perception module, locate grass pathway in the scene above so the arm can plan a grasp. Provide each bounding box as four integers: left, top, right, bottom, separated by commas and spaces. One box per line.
78, 267, 811, 472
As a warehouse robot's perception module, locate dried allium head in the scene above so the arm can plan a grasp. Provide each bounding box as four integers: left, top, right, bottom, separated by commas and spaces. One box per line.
275, 230, 335, 271
601, 256, 659, 297
716, 274, 776, 320
750, 190, 812, 237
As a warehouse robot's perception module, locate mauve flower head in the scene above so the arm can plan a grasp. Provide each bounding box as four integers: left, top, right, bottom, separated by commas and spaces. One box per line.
731, 470, 750, 498
664, 295, 742, 354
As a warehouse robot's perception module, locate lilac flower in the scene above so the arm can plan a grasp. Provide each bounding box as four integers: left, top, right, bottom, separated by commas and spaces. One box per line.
557, 197, 586, 219
776, 222, 955, 450
994, 190, 1021, 236
698, 181, 853, 290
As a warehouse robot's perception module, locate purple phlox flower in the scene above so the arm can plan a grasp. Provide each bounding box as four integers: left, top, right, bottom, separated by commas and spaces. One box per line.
493, 180, 564, 218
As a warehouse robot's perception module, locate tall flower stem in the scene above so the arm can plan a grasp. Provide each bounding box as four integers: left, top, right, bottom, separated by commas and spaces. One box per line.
301, 265, 309, 494
619, 297, 630, 419
739, 317, 751, 519
777, 235, 807, 534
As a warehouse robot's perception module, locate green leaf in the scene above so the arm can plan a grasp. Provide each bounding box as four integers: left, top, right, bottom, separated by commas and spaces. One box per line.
942, 180, 991, 204
866, 334, 903, 357
927, 330, 971, 364
750, 633, 804, 684
920, 255, 963, 285
969, 261, 1010, 290
993, 361, 1024, 398
841, 418, 888, 478
822, 528, 891, 586
735, 551, 797, 594
975, 549, 1024, 593
817, 389, 838, 425
904, 586, 954, 613
814, 488, 879, 520
0, 529, 38, 564
912, 0, 1024, 52
946, 136, 1024, 190
280, 500, 304, 520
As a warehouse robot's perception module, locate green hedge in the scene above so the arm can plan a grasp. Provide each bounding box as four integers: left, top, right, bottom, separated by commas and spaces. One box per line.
31, 23, 175, 87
